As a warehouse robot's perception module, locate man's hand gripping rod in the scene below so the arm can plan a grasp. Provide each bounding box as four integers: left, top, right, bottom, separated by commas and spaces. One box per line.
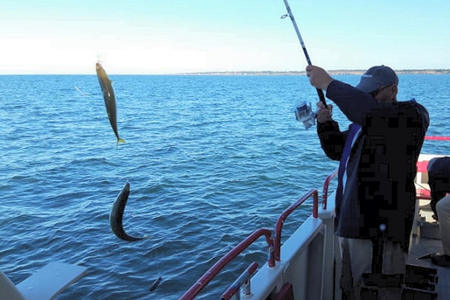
281, 0, 328, 108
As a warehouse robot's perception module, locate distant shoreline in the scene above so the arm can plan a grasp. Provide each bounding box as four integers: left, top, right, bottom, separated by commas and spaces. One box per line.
176, 69, 450, 76
0, 69, 449, 76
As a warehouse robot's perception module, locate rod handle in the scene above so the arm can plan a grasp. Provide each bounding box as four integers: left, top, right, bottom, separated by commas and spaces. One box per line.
316, 88, 327, 108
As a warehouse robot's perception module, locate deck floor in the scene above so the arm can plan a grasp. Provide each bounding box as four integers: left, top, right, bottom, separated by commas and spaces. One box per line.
407, 199, 450, 300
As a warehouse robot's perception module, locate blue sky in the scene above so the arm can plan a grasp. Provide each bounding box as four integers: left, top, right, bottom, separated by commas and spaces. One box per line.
1, 0, 449, 74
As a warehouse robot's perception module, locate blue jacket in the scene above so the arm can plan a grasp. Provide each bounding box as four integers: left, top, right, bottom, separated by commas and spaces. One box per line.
317, 80, 429, 250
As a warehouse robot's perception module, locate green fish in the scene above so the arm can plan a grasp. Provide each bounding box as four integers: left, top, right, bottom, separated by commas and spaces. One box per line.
96, 62, 125, 143
110, 182, 144, 242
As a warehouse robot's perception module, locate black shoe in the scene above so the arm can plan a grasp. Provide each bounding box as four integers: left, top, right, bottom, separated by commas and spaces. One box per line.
430, 254, 450, 267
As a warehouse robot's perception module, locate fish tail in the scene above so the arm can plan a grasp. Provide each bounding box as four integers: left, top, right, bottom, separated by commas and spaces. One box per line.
117, 138, 126, 144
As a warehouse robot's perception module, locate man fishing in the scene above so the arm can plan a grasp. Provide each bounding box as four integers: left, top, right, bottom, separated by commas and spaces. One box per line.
306, 65, 429, 299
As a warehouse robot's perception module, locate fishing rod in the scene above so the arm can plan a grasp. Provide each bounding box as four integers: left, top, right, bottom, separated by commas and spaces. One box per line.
281, 0, 328, 108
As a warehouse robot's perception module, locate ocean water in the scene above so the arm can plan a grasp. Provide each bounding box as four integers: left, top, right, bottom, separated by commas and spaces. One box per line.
1, 74, 449, 299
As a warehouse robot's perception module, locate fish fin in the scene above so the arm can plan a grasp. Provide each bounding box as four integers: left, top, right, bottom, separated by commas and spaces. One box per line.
117, 138, 126, 144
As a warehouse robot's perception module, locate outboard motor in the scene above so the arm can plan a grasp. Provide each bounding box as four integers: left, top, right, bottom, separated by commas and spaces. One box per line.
295, 101, 316, 129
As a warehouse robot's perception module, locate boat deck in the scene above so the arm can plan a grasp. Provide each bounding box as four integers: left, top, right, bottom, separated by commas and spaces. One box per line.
407, 198, 450, 299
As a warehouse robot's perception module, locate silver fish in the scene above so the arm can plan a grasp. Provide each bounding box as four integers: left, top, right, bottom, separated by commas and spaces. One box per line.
110, 182, 144, 241
96, 62, 125, 143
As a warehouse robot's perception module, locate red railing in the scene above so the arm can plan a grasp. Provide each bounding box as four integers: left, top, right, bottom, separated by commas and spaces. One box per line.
179, 228, 274, 300
274, 189, 319, 261
425, 136, 450, 141
181, 190, 320, 298
220, 262, 258, 300
322, 169, 338, 210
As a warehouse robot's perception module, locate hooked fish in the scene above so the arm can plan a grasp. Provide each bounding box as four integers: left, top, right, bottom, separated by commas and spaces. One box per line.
110, 182, 144, 242
96, 62, 125, 143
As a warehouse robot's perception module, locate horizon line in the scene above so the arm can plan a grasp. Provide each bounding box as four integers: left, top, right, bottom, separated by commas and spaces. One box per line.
0, 68, 449, 76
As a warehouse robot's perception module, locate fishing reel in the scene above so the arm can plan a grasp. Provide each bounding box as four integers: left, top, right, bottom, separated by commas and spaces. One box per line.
295, 101, 316, 129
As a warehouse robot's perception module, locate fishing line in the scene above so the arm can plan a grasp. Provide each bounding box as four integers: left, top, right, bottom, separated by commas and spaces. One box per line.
281, 0, 328, 108
74, 85, 90, 97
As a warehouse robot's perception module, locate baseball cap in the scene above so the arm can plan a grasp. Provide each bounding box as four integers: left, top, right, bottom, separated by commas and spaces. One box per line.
356, 65, 399, 93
